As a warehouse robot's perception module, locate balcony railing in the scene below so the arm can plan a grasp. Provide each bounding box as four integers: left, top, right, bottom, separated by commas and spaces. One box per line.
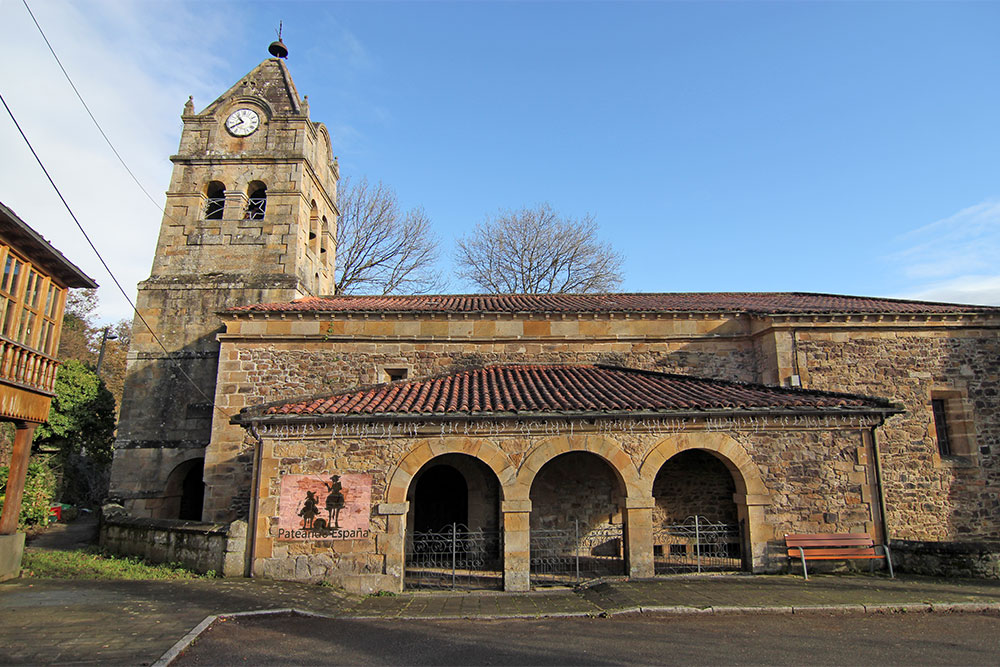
0, 337, 58, 395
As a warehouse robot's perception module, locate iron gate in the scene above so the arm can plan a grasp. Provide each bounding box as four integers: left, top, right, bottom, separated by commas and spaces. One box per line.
405, 523, 503, 590
654, 515, 742, 574
530, 520, 624, 585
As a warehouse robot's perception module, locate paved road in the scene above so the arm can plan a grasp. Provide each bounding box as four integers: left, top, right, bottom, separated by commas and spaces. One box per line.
174, 611, 1000, 665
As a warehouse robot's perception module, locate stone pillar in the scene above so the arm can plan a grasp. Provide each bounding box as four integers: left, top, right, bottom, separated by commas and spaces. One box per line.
734, 492, 770, 572
377, 502, 408, 593
624, 496, 655, 579
0, 422, 38, 535
502, 499, 531, 592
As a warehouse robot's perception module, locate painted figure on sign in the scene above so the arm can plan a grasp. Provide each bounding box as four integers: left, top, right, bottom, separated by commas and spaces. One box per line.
298, 490, 320, 529
324, 475, 346, 528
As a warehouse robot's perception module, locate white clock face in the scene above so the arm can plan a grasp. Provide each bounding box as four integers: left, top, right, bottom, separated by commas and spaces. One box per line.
225, 108, 260, 136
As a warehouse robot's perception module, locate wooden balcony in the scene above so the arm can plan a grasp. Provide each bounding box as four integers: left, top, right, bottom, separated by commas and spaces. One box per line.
0, 337, 58, 423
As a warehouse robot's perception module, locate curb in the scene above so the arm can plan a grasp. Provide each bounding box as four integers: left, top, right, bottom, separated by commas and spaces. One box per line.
155, 602, 1000, 665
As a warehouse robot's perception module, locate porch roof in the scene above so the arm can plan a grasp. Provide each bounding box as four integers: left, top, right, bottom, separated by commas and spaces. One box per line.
236, 364, 901, 423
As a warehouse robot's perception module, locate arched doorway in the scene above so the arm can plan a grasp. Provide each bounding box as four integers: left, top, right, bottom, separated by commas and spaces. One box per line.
405, 453, 501, 589
652, 449, 742, 574
529, 451, 627, 585
159, 458, 204, 520
413, 464, 468, 532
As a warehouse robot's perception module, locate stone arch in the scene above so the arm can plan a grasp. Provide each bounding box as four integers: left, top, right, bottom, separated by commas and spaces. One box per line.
386, 437, 515, 504
639, 432, 766, 498
640, 432, 769, 572
159, 456, 204, 520
509, 434, 643, 501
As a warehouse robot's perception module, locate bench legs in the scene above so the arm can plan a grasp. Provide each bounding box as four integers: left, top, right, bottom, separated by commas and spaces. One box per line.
881, 544, 894, 579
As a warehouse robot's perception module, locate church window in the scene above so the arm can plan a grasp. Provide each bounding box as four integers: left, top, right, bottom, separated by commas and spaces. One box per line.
930, 389, 977, 462
320, 216, 329, 263
932, 399, 951, 456
205, 182, 226, 220
247, 182, 267, 220
308, 201, 319, 254
382, 367, 408, 382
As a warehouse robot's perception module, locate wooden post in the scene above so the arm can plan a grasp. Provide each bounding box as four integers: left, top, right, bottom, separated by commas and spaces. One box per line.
0, 421, 38, 535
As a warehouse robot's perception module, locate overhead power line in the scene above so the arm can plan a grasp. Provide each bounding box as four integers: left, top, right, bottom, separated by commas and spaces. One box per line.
0, 91, 229, 420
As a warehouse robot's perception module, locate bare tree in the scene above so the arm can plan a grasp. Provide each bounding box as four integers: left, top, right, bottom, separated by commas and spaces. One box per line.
455, 204, 624, 293
334, 177, 440, 294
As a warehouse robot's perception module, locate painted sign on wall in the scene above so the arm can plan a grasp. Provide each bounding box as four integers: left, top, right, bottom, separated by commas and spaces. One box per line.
277, 473, 372, 540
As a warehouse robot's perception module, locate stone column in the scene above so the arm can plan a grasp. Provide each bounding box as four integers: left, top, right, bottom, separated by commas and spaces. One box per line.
377, 502, 408, 593
502, 499, 531, 592
734, 492, 770, 572
624, 496, 655, 579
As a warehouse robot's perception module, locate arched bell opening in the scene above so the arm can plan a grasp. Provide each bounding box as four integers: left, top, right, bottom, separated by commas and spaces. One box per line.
528, 451, 627, 585
404, 453, 502, 589
652, 449, 743, 574
158, 458, 204, 521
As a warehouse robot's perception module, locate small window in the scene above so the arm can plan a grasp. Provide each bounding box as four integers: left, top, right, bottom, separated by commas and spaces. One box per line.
383, 367, 408, 382
930, 389, 977, 462
247, 182, 267, 220
932, 398, 951, 457
205, 182, 226, 220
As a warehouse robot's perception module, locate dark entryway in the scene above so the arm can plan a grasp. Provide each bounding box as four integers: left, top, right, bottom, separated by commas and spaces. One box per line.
414, 464, 468, 532
405, 454, 502, 589
179, 459, 205, 520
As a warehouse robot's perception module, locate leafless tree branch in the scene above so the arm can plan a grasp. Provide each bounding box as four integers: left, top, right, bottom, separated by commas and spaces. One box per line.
334, 177, 442, 294
455, 203, 624, 294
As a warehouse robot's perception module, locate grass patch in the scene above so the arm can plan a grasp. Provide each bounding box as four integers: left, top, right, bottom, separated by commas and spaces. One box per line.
21, 548, 208, 580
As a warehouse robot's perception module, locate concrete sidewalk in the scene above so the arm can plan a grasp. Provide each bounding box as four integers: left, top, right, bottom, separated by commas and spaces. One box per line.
1, 574, 999, 665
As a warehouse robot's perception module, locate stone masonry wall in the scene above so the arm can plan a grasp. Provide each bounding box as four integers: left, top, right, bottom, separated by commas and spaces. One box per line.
796, 328, 1000, 540
208, 312, 759, 521
250, 420, 878, 589
653, 449, 738, 525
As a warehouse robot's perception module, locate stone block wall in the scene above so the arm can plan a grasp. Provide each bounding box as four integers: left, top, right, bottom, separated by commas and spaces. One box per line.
890, 539, 1000, 579
100, 509, 247, 577
247, 418, 881, 590
795, 327, 1000, 540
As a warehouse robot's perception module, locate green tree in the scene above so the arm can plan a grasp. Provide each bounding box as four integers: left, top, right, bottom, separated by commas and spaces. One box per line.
34, 360, 116, 505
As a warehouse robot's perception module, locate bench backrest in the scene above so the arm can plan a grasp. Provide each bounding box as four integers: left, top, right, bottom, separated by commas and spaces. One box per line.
785, 533, 875, 549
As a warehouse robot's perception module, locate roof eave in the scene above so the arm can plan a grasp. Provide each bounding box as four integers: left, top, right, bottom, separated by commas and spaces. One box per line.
234, 404, 904, 427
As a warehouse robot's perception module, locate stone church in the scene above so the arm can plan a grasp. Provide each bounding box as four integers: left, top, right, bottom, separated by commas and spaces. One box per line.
105, 46, 1000, 593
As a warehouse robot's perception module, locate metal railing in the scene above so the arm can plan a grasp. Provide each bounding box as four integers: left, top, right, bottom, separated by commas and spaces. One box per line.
204, 197, 225, 220
530, 520, 624, 585
654, 515, 742, 575
405, 523, 502, 590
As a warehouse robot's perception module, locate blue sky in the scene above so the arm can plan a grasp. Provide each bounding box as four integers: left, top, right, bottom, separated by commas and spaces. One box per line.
1, 1, 999, 322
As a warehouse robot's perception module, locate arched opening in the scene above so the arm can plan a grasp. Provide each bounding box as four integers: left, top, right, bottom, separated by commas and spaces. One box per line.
529, 451, 626, 584
414, 464, 468, 531
652, 449, 742, 574
205, 182, 225, 220
308, 201, 319, 254
405, 453, 501, 589
320, 216, 329, 264
159, 458, 204, 521
246, 181, 267, 220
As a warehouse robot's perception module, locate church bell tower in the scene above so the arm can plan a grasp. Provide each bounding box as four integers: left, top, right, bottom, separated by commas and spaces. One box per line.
111, 42, 338, 519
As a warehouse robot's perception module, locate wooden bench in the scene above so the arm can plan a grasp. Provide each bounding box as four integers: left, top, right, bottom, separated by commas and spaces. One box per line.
785, 533, 894, 580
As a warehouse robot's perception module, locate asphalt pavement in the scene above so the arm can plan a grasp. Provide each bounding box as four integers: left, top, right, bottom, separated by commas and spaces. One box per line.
2, 573, 1000, 665
172, 609, 1000, 666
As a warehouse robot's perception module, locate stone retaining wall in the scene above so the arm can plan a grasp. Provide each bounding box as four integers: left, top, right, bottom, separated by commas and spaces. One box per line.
100, 506, 247, 577
890, 539, 1000, 579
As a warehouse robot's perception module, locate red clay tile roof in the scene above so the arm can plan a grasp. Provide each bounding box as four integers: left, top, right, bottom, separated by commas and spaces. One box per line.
246, 365, 899, 421
227, 292, 999, 316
